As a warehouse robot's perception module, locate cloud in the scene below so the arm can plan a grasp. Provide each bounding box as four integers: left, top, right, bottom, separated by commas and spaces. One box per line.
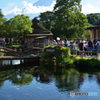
82, 3, 100, 14
4, 6, 22, 15
3, 1, 56, 16
22, 1, 56, 14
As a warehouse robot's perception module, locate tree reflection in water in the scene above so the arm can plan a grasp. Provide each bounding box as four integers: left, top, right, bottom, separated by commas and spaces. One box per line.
96, 73, 100, 86
27, 66, 85, 92
0, 68, 33, 86
0, 64, 96, 93
10, 73, 33, 85
54, 69, 84, 92
0, 64, 85, 92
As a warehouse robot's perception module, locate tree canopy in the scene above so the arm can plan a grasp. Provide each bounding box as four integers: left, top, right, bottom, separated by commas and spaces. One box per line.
8, 14, 33, 38
0, 1, 92, 40
38, 0, 90, 39
87, 13, 100, 25
0, 9, 7, 36
0, 14, 33, 39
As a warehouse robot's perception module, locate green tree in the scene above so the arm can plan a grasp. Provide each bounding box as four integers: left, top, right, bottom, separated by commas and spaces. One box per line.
39, 11, 54, 30
87, 13, 100, 25
52, 0, 90, 38
0, 9, 4, 18
38, 0, 90, 38
3, 20, 15, 40
8, 14, 33, 39
0, 9, 7, 36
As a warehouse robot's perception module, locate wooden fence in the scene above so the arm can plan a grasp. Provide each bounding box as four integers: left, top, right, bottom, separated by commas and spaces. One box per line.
71, 49, 98, 58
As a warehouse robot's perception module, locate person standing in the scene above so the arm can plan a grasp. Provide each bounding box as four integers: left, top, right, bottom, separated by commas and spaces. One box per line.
72, 41, 76, 54
5, 38, 8, 44
93, 39, 97, 49
64, 38, 67, 47
87, 39, 93, 56
53, 40, 57, 45
2, 38, 5, 47
78, 41, 84, 56
84, 42, 88, 56
78, 41, 84, 51
96, 39, 100, 56
59, 40, 63, 47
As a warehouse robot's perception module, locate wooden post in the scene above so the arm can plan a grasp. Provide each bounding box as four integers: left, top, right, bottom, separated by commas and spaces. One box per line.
76, 50, 77, 55
10, 60, 12, 65
14, 48, 17, 52
20, 59, 23, 64
0, 60, 2, 67
19, 48, 22, 56
98, 52, 100, 59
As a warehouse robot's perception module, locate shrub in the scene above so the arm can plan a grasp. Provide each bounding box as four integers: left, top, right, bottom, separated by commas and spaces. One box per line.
40, 45, 100, 70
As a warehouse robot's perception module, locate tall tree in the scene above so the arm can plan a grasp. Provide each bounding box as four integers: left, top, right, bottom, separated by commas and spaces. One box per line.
0, 9, 4, 18
52, 0, 90, 38
39, 11, 54, 30
0, 9, 7, 36
38, 0, 90, 38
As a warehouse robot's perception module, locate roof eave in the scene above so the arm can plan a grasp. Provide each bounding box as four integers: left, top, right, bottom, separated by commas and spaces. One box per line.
25, 33, 53, 37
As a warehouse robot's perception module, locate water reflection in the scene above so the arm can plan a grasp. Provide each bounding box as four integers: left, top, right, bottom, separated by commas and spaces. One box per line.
10, 73, 33, 85
0, 68, 33, 86
96, 73, 100, 86
0, 61, 100, 100
54, 71, 84, 92
0, 60, 24, 67
0, 65, 85, 91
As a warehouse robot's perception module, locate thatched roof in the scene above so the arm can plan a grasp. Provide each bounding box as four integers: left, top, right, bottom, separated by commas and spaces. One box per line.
31, 18, 53, 36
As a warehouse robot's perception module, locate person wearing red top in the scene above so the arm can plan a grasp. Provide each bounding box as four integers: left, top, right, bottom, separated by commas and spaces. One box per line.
60, 40, 63, 47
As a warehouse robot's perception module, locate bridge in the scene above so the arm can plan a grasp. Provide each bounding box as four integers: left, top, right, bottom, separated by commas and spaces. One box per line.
0, 46, 99, 60
0, 47, 42, 66
0, 47, 43, 56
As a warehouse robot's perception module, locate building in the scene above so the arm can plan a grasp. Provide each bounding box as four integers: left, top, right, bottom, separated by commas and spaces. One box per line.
24, 18, 53, 48
86, 20, 100, 41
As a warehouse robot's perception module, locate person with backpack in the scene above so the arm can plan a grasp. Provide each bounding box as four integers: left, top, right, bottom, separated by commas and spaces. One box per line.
87, 39, 94, 56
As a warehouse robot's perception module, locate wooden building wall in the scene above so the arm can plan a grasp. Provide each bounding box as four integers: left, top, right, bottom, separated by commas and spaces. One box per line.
90, 29, 100, 41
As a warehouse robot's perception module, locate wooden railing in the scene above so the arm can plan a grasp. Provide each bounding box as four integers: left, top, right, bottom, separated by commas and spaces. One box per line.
71, 49, 97, 57
0, 47, 43, 56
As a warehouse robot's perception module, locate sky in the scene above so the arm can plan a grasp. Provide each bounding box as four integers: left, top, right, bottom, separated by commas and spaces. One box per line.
0, 0, 100, 20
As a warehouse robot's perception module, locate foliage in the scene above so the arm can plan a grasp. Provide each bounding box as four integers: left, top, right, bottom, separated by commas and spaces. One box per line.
40, 45, 71, 66
1, 14, 33, 39
9, 73, 33, 85
87, 13, 100, 25
41, 45, 100, 71
39, 11, 54, 30
38, 0, 91, 38
74, 56, 100, 71
0, 9, 7, 36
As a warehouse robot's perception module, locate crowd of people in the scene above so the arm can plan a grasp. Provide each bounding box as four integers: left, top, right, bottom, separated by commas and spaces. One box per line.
49, 38, 100, 56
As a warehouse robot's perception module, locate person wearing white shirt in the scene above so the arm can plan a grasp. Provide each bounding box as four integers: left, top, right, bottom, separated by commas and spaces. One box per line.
96, 39, 100, 56
84, 42, 87, 51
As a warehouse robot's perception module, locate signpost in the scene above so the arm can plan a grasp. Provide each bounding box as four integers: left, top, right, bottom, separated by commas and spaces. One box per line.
45, 48, 55, 53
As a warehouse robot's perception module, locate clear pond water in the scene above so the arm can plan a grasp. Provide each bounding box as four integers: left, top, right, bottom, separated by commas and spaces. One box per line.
0, 60, 100, 100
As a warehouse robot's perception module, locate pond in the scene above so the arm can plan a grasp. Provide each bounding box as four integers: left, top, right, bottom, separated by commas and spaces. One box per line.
0, 60, 100, 100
